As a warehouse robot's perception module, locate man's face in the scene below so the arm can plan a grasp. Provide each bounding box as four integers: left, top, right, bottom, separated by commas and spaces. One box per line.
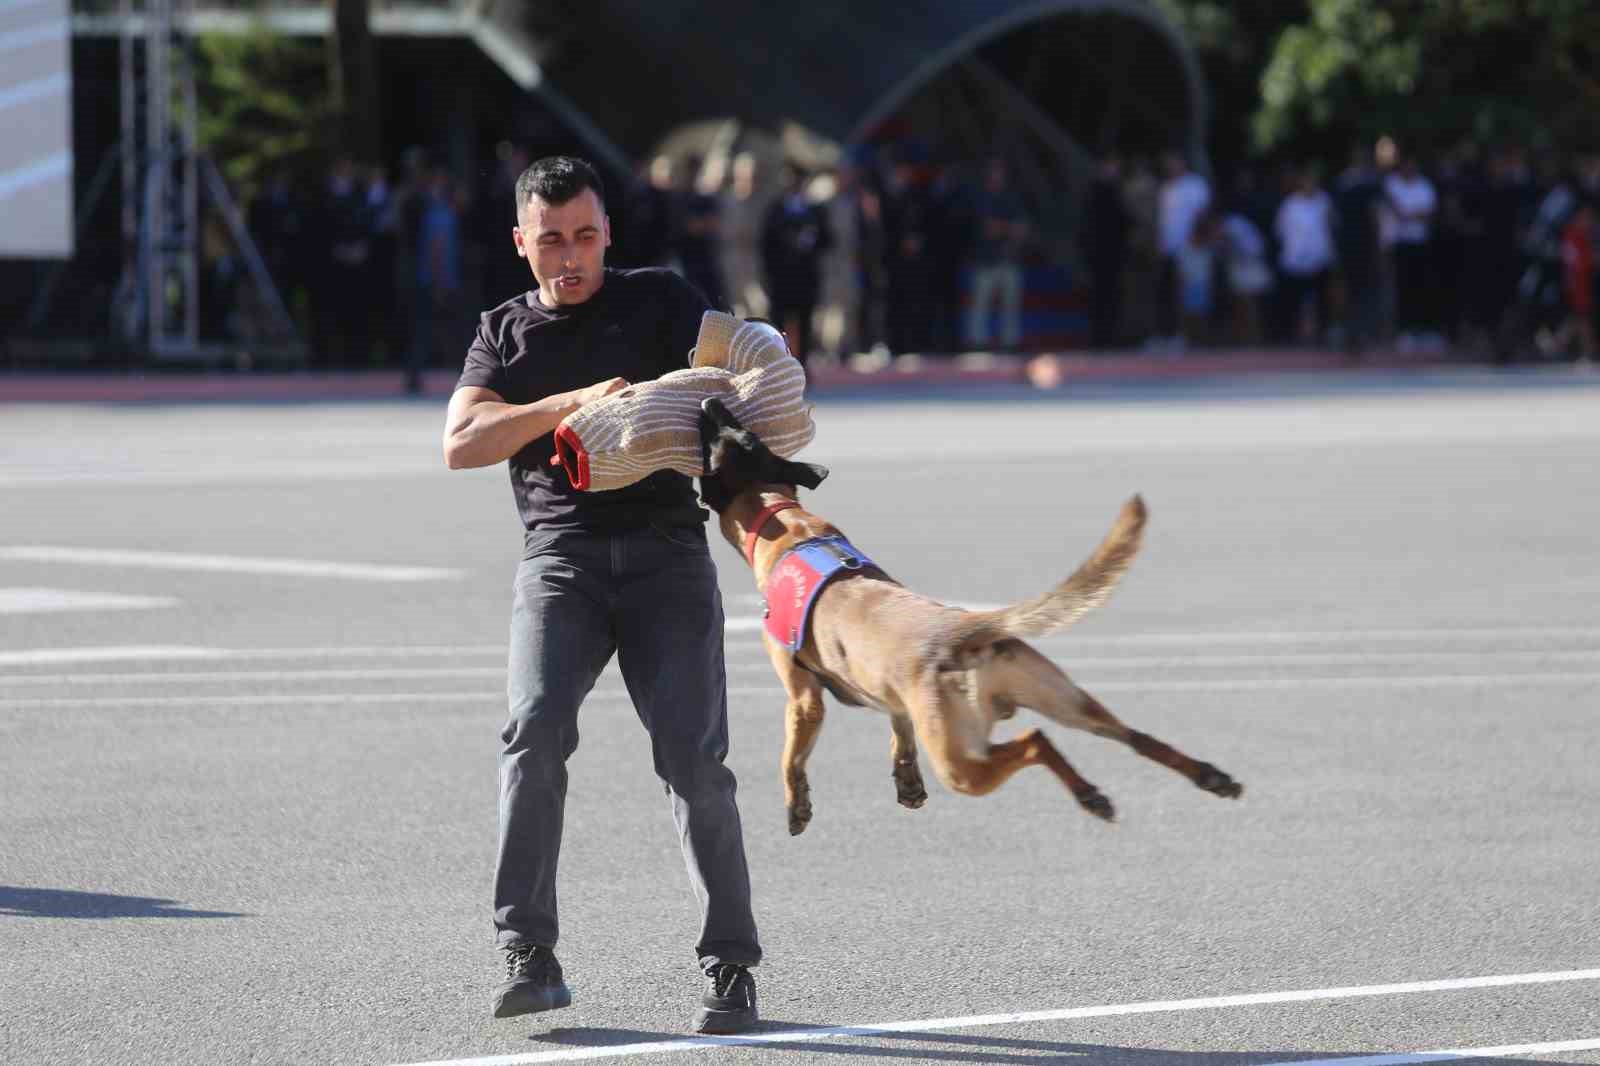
513, 188, 611, 308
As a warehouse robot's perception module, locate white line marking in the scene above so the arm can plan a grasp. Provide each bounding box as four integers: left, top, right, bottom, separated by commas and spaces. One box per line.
0, 664, 788, 685
1081, 672, 1600, 693
0, 646, 225, 666
0, 688, 785, 709
1258, 1036, 1600, 1065
718, 625, 1600, 647
0, 463, 439, 487
0, 587, 178, 614
8, 674, 1600, 708
0, 645, 505, 666
0, 546, 460, 582
1026, 626, 1600, 647
385, 967, 1600, 1066
0, 667, 508, 685
0, 692, 500, 709
1051, 650, 1600, 669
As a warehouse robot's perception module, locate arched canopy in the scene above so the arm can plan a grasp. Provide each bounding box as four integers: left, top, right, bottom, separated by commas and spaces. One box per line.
488, 0, 1206, 170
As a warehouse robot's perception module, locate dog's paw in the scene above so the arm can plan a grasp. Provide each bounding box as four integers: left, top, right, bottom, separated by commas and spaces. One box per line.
893, 765, 928, 809
1076, 787, 1116, 823
787, 802, 813, 836
1194, 763, 1244, 799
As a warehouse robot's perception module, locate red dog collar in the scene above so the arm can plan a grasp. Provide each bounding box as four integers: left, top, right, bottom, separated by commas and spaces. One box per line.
744, 499, 801, 566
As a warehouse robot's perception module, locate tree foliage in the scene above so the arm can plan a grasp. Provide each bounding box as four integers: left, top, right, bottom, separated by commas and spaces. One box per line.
193, 25, 337, 199
1160, 0, 1600, 168
1252, 0, 1600, 158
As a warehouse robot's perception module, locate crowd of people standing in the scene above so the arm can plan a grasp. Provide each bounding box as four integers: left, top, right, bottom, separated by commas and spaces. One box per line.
240, 137, 1600, 379
1087, 141, 1600, 360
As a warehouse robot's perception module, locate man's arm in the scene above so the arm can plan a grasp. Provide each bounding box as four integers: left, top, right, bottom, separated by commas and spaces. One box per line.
442, 379, 626, 470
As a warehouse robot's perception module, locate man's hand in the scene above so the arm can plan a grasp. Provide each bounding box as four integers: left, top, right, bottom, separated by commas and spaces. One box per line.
572, 376, 629, 408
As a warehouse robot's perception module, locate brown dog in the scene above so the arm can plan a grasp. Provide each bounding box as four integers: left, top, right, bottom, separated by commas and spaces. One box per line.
697, 398, 1242, 835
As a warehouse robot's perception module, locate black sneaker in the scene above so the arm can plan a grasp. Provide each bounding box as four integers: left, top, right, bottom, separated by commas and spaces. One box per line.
692, 963, 758, 1034
492, 945, 572, 1019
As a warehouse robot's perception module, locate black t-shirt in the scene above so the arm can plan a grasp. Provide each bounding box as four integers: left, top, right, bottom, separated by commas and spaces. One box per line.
456, 267, 710, 532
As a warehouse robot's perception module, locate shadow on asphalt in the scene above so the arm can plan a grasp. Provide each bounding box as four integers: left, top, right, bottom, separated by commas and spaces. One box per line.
528, 1024, 1559, 1063
0, 885, 247, 919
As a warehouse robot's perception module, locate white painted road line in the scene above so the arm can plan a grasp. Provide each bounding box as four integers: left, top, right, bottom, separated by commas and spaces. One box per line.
0, 664, 784, 685
0, 588, 179, 614
1081, 672, 1600, 693
1052, 649, 1600, 669
0, 546, 460, 581
0, 688, 784, 709
0, 646, 226, 667
8, 673, 1600, 710
1026, 626, 1600, 646
387, 967, 1600, 1066
1257, 1035, 1600, 1065
0, 666, 509, 686
0, 462, 440, 487
5, 627, 1595, 668
0, 692, 502, 709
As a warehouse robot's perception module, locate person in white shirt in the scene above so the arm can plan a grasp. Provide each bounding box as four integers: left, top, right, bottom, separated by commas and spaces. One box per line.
1156, 151, 1211, 348
1275, 170, 1336, 343
1384, 158, 1438, 345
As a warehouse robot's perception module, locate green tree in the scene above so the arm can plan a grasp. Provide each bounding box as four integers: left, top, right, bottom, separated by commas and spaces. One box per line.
193, 25, 337, 198
1253, 0, 1600, 159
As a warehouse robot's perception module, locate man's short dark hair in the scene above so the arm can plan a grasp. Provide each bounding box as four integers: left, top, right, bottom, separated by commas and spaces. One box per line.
515, 155, 605, 216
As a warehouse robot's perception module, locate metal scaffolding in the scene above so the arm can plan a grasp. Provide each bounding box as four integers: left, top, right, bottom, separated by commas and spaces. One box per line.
115, 0, 300, 361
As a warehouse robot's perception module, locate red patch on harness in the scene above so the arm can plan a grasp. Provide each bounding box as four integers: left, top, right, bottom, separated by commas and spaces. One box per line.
762, 537, 876, 652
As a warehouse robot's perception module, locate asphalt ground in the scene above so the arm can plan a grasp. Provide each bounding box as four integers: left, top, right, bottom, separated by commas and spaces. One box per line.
2, 366, 1599, 1066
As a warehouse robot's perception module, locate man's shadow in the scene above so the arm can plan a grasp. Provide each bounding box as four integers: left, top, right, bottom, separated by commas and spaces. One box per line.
529, 1023, 1557, 1064
0, 885, 246, 919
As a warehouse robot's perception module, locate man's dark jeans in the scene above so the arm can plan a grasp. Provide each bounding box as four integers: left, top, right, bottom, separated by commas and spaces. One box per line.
492, 523, 761, 971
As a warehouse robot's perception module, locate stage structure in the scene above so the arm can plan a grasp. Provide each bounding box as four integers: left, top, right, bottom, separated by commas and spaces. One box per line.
0, 0, 74, 258
112, 0, 298, 359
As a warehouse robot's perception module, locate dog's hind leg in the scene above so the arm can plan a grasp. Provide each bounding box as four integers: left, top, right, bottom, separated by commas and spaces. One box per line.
765, 635, 828, 835
990, 641, 1244, 801
888, 714, 928, 810
911, 676, 1115, 820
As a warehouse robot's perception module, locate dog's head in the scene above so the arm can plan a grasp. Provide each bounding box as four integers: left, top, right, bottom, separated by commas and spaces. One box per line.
697, 396, 828, 514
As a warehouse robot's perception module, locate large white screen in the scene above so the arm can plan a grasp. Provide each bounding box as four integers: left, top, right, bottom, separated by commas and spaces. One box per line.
0, 0, 73, 258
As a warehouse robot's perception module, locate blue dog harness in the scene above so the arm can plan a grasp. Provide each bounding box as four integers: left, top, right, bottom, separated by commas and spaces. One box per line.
762, 535, 879, 652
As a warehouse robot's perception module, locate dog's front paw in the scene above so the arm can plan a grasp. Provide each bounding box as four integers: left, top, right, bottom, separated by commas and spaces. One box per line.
787, 777, 813, 835
893, 764, 927, 809
1194, 763, 1244, 799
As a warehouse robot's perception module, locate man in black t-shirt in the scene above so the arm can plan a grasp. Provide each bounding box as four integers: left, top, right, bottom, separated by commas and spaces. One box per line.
443, 156, 761, 1034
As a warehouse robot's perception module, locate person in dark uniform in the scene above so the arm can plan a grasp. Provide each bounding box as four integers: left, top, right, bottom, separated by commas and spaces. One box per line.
761, 163, 833, 364
1087, 155, 1131, 350
442, 156, 762, 1035
676, 153, 728, 310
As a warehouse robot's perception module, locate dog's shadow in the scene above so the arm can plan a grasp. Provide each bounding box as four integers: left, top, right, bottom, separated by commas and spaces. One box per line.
531, 1023, 1554, 1063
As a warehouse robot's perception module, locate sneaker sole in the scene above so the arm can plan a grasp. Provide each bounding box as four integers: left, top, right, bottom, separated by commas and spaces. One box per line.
492, 983, 572, 1019
692, 1004, 757, 1035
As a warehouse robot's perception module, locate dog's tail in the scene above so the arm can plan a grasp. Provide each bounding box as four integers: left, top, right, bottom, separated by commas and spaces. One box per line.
973, 495, 1147, 640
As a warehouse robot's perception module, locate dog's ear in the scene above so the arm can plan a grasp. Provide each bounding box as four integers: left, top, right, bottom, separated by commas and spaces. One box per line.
700, 396, 746, 434
774, 459, 829, 490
